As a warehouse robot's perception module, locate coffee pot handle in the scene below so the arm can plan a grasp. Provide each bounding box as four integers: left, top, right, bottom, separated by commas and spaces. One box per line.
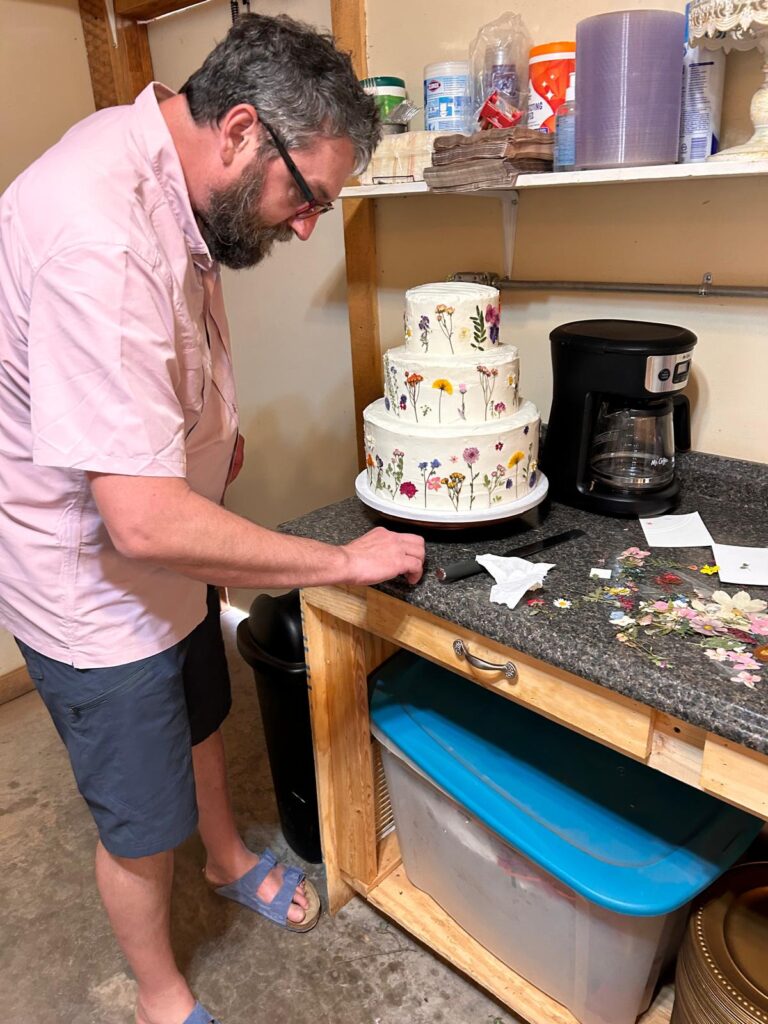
673, 393, 691, 452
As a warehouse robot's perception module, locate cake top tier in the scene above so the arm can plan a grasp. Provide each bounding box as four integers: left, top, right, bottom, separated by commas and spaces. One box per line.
404, 282, 502, 356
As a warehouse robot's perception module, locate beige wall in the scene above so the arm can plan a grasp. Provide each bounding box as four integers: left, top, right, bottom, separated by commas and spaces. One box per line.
0, 0, 94, 674
148, 0, 359, 610
368, 0, 768, 464
0, 0, 95, 190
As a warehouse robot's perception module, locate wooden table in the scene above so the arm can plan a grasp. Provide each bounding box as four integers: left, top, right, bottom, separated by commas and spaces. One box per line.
300, 583, 768, 1024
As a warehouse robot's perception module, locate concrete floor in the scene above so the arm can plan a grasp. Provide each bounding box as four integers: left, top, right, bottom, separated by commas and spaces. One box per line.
0, 609, 520, 1024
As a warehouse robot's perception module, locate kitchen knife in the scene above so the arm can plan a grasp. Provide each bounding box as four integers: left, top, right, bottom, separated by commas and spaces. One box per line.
434, 528, 585, 583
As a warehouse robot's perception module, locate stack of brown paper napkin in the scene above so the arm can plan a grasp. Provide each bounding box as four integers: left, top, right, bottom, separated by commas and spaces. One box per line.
423, 127, 553, 193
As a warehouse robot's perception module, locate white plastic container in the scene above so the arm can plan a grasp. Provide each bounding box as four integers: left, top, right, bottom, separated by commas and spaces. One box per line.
526, 42, 576, 133
375, 738, 687, 1024
423, 61, 470, 132
678, 3, 726, 162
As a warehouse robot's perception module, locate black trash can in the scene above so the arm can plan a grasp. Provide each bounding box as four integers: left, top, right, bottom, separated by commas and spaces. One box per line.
236, 590, 322, 863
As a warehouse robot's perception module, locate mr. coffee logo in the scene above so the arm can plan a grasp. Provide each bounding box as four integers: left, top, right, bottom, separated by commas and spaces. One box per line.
650, 457, 670, 467
426, 79, 441, 92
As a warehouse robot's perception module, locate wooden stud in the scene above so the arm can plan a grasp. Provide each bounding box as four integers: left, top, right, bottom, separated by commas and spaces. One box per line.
78, 0, 154, 110
330, 0, 382, 468
701, 734, 768, 818
648, 712, 706, 790
341, 197, 383, 466
330, 0, 367, 71
300, 596, 379, 912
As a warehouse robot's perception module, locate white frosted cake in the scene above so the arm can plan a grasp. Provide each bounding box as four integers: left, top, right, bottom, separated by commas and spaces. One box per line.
362, 282, 541, 514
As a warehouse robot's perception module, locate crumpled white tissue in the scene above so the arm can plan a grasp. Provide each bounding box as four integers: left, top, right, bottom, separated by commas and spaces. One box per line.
474, 555, 555, 610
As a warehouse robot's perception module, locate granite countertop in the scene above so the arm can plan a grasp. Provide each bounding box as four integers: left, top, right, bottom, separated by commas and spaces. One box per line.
280, 451, 768, 756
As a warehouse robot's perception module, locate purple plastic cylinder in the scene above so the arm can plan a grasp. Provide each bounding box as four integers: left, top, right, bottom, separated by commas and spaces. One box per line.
575, 9, 686, 170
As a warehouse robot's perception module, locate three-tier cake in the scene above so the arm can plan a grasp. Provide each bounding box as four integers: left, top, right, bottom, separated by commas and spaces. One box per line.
361, 282, 541, 516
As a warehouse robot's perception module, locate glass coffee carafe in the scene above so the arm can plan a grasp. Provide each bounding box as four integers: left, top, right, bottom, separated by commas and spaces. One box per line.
588, 398, 675, 491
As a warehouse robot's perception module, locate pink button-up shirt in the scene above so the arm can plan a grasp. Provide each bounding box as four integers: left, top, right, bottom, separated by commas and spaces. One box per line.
0, 84, 239, 667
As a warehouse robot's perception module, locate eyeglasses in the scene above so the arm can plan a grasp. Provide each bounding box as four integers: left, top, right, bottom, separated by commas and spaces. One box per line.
259, 117, 334, 221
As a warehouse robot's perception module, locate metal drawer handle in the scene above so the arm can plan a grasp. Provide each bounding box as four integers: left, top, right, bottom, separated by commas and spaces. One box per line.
453, 639, 517, 681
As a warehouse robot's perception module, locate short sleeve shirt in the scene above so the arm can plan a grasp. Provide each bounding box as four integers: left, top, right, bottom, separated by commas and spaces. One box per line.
0, 83, 239, 667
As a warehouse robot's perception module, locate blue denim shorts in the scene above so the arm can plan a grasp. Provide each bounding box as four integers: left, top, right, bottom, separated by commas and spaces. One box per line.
15, 586, 231, 858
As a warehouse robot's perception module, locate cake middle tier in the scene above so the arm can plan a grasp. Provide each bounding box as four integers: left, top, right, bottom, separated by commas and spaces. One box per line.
363, 397, 540, 513
383, 344, 520, 426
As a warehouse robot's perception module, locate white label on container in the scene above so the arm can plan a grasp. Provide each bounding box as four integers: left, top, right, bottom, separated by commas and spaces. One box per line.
424, 75, 469, 130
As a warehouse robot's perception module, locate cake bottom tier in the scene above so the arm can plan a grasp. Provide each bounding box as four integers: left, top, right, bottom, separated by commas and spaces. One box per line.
363, 397, 540, 513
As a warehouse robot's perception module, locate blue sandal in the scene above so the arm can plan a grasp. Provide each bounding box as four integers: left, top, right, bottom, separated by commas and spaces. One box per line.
212, 848, 321, 932
183, 1003, 221, 1024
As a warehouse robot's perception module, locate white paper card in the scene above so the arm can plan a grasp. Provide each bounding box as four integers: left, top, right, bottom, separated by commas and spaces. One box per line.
475, 555, 555, 610
712, 543, 768, 586
590, 567, 612, 580
639, 512, 714, 548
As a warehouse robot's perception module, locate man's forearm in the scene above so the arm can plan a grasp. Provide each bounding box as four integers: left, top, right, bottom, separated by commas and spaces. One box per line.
158, 503, 352, 587
91, 475, 349, 587
88, 474, 425, 587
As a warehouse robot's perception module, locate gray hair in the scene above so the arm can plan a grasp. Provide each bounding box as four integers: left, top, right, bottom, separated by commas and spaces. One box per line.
180, 13, 380, 174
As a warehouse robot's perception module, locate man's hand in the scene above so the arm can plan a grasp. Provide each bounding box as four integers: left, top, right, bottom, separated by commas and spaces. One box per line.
341, 526, 425, 585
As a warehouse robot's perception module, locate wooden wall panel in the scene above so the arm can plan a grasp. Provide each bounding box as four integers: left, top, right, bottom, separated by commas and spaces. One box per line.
79, 0, 154, 109
330, 0, 382, 467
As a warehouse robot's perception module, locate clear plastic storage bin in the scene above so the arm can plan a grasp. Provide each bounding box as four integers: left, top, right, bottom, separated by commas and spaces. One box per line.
370, 653, 762, 1024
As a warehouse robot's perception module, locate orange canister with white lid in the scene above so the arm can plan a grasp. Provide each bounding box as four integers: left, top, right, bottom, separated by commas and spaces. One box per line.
526, 41, 576, 133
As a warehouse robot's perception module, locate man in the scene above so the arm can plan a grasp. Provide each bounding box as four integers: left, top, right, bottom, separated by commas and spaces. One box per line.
0, 13, 424, 1024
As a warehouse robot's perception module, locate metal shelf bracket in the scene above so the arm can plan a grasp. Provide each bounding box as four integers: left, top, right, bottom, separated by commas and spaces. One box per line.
501, 192, 519, 280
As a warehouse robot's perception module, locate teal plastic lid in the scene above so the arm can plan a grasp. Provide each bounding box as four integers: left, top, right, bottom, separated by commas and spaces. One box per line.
370, 652, 762, 917
360, 76, 406, 89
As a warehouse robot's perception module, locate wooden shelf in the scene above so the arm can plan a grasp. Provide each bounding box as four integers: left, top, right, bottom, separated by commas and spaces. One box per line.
341, 159, 768, 199
367, 865, 674, 1024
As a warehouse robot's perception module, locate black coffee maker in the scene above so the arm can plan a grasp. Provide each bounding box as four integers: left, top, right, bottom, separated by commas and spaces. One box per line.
542, 319, 697, 516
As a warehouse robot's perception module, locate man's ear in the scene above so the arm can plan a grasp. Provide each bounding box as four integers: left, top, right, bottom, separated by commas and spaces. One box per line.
218, 104, 260, 166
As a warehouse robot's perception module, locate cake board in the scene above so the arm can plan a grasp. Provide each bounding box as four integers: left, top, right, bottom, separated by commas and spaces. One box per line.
355, 471, 549, 531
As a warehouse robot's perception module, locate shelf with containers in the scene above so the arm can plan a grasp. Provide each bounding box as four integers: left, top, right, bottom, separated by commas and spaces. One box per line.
340, 158, 768, 197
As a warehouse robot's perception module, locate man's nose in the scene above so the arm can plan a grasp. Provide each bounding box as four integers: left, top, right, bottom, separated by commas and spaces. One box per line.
290, 215, 319, 241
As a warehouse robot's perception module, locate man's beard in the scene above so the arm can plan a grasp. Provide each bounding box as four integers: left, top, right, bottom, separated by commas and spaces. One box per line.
197, 153, 294, 270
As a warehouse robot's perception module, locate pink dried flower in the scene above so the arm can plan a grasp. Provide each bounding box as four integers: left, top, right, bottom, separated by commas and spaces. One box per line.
689, 615, 728, 636
726, 650, 761, 670
731, 671, 761, 687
